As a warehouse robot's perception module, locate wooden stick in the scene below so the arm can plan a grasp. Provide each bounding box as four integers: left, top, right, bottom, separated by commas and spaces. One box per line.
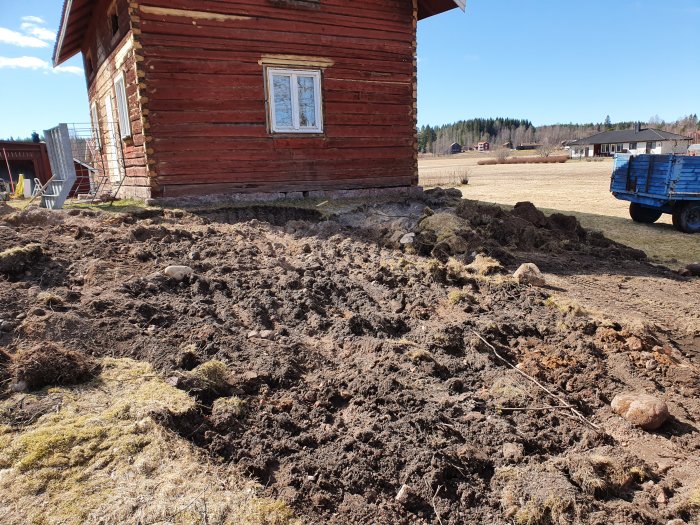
498, 405, 572, 412
23, 176, 54, 210
2, 148, 15, 193
471, 330, 601, 431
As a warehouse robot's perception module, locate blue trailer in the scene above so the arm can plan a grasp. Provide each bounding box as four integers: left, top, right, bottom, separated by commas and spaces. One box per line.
611, 154, 700, 233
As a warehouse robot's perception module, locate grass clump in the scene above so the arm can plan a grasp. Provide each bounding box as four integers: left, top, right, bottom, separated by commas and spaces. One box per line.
211, 396, 247, 428
493, 465, 582, 525
191, 360, 231, 390
0, 358, 300, 525
564, 447, 652, 497
448, 289, 474, 305
0, 243, 42, 275
489, 375, 530, 409
407, 348, 433, 363
36, 291, 63, 307
10, 343, 97, 391
466, 254, 503, 276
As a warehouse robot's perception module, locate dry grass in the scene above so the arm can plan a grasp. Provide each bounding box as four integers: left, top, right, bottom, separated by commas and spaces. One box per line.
418, 166, 470, 188
0, 358, 300, 525
190, 360, 231, 390
419, 156, 700, 267
565, 447, 651, 497
493, 465, 581, 525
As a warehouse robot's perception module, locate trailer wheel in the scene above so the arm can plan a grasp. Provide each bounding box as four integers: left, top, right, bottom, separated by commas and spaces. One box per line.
674, 202, 700, 233
629, 203, 662, 224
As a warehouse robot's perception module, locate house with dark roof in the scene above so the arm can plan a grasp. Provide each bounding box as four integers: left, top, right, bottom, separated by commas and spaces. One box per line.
53, 0, 465, 200
568, 125, 691, 158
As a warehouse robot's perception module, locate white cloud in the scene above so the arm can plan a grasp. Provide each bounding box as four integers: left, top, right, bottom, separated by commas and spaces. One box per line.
0, 16, 56, 48
0, 56, 47, 70
21, 16, 46, 25
20, 23, 56, 42
0, 56, 83, 75
0, 27, 48, 48
54, 64, 83, 75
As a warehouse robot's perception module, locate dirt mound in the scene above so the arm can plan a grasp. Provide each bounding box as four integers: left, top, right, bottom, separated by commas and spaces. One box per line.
0, 202, 696, 524
0, 243, 43, 276
0, 202, 12, 216
415, 200, 646, 263
2, 208, 63, 227
196, 205, 323, 226
421, 187, 464, 208
9, 343, 98, 391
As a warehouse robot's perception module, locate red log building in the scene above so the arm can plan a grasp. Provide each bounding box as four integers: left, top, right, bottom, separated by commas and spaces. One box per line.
54, 0, 464, 200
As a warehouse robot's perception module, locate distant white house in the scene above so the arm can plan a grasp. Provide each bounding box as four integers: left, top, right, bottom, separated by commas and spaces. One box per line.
567, 126, 691, 158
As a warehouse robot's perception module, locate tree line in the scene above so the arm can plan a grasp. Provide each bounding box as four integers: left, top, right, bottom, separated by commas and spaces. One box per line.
419, 114, 700, 155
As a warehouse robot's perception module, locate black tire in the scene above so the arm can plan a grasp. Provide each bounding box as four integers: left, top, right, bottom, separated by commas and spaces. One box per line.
629, 202, 662, 224
674, 202, 700, 234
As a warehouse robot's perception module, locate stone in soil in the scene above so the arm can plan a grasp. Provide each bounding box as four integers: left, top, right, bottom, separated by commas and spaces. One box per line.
611, 392, 670, 430
513, 263, 546, 286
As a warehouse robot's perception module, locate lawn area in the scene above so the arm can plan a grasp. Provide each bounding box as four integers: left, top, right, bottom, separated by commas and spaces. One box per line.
419, 154, 700, 267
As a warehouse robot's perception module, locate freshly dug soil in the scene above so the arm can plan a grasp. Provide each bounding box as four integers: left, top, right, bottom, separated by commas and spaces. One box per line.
415, 199, 646, 264
10, 343, 98, 390
0, 198, 698, 525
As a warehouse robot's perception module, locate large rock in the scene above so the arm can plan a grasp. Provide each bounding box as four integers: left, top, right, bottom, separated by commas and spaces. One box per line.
163, 265, 194, 281
513, 263, 546, 286
611, 393, 669, 431
399, 233, 415, 245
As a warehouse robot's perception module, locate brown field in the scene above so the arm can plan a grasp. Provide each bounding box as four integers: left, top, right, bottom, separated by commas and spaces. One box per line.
419, 153, 700, 267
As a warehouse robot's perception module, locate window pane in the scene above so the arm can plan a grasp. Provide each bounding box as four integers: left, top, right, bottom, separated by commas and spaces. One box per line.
297, 76, 317, 128
272, 74, 293, 128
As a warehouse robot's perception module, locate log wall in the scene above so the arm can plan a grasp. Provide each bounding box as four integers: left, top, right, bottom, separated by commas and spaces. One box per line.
83, 0, 151, 199
134, 0, 419, 197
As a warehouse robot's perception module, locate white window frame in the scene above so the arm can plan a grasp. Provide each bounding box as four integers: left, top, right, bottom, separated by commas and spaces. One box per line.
90, 101, 101, 150
113, 72, 131, 139
266, 68, 323, 134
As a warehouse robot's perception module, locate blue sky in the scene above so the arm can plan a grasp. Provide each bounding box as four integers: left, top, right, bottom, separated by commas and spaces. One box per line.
0, 1, 698, 138
418, 0, 700, 127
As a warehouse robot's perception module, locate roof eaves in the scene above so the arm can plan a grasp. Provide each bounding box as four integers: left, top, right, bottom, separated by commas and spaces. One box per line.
53, 0, 73, 67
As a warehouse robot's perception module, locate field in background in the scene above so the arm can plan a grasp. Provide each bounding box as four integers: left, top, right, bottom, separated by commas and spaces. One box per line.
418, 154, 700, 267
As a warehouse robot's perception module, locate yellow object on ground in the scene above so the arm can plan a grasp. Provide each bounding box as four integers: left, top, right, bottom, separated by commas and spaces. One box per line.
13, 175, 24, 199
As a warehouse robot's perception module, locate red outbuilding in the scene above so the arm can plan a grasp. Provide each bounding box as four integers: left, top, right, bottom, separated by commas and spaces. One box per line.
53, 0, 464, 200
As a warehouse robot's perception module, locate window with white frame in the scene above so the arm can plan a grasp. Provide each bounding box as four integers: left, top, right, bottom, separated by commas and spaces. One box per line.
90, 102, 101, 150
267, 68, 323, 133
113, 72, 131, 139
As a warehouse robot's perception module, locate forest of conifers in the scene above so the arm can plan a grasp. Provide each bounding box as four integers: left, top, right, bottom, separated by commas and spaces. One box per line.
418, 114, 700, 154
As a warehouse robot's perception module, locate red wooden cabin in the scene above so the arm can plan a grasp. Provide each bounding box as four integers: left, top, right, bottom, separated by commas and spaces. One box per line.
54, 0, 464, 200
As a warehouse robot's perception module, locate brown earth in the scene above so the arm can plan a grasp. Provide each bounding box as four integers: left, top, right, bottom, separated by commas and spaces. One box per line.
1, 193, 699, 525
